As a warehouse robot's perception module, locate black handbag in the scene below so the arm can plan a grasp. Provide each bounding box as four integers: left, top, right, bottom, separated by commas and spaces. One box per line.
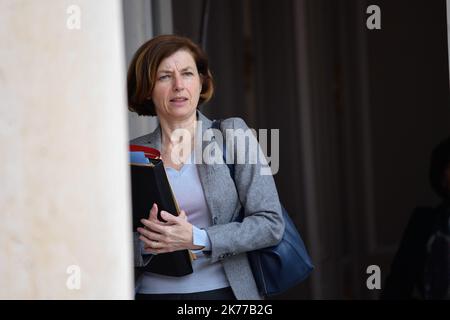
236, 205, 314, 297
211, 120, 314, 297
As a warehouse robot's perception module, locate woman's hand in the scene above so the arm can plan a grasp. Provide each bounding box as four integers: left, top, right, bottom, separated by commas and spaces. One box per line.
137, 203, 203, 254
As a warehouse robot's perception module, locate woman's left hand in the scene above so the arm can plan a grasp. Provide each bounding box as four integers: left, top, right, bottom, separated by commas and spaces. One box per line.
137, 207, 203, 254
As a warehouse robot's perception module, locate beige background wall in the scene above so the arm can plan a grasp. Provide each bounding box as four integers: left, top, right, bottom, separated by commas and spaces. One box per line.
0, 0, 133, 299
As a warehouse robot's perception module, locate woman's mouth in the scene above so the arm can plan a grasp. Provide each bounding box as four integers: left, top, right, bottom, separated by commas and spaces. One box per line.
169, 97, 189, 107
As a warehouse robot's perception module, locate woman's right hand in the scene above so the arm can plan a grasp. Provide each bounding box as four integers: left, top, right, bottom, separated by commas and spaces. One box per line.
137, 203, 201, 254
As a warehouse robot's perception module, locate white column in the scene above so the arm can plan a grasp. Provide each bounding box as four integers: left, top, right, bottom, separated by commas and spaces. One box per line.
0, 0, 133, 299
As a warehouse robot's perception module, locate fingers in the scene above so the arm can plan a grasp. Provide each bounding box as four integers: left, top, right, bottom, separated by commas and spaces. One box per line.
148, 203, 157, 219
138, 207, 188, 247
144, 203, 165, 227
159, 210, 183, 224
140, 218, 166, 234
137, 226, 164, 242
178, 210, 188, 221
139, 235, 153, 248
139, 232, 172, 255
138, 206, 192, 254
147, 203, 185, 224
148, 203, 162, 223
140, 236, 164, 254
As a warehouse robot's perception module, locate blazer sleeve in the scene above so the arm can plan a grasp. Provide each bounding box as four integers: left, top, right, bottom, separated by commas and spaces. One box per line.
204, 117, 285, 263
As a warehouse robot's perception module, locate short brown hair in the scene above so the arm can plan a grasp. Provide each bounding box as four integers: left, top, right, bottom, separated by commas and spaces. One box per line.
127, 34, 214, 116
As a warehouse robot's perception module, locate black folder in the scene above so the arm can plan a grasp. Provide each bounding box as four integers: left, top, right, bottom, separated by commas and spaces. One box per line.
130, 157, 193, 277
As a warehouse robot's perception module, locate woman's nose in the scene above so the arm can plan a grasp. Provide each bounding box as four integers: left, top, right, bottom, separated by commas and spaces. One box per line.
173, 74, 184, 91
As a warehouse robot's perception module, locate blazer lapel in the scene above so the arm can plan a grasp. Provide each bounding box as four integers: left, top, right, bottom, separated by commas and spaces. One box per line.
135, 111, 224, 223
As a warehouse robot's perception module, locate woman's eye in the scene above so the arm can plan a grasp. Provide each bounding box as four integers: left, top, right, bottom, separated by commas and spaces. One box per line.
183, 72, 194, 77
158, 75, 170, 80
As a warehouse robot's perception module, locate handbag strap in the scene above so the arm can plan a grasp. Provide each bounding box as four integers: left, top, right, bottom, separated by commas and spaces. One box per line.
211, 119, 235, 177
211, 119, 243, 222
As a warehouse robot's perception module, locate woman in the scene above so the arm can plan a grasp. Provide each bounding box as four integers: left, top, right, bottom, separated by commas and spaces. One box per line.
127, 34, 284, 300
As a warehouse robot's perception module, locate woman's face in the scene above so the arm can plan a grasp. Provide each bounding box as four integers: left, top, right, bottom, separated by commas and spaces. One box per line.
151, 49, 202, 122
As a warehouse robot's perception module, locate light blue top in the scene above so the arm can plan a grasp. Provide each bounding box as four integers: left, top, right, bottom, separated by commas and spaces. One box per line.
137, 153, 230, 294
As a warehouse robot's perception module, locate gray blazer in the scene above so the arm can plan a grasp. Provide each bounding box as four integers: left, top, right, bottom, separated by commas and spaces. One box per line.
131, 110, 284, 300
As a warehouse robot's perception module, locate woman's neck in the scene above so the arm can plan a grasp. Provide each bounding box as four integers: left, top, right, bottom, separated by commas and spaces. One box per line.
158, 113, 197, 148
